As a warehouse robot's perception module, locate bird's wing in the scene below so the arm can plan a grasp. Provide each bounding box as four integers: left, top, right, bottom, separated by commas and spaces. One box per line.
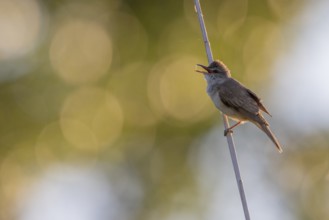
245, 88, 271, 116
218, 79, 260, 115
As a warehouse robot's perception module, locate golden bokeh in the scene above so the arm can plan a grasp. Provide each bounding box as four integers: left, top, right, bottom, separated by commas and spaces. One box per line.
268, 0, 301, 20
148, 56, 215, 123
60, 87, 123, 151
0, 0, 42, 60
111, 12, 149, 62
107, 62, 158, 128
59, 119, 99, 153
216, 0, 248, 35
0, 1, 327, 219
35, 121, 78, 166
242, 18, 283, 84
50, 19, 112, 85
1, 144, 35, 214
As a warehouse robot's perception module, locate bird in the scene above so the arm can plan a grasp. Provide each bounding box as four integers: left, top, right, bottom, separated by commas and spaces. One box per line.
196, 60, 283, 153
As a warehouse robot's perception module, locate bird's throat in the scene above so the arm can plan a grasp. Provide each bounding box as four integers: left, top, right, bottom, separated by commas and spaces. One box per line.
204, 74, 227, 84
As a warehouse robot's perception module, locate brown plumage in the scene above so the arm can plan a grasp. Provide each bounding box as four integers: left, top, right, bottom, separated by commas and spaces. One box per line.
196, 60, 283, 153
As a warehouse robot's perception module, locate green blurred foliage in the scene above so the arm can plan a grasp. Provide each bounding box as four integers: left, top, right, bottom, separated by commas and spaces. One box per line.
0, 0, 328, 220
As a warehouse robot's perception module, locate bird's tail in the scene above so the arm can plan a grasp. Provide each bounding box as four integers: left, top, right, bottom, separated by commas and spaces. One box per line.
253, 115, 283, 153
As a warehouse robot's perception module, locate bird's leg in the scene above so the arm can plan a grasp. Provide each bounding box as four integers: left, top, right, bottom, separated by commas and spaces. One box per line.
224, 121, 242, 136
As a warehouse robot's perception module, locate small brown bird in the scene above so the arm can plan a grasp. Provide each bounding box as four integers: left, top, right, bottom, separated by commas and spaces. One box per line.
196, 60, 283, 153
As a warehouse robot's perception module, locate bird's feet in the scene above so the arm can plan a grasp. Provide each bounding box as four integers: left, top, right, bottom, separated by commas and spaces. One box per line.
224, 128, 233, 136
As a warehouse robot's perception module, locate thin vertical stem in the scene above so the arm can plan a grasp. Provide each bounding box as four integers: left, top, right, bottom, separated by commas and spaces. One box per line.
193, 1, 251, 220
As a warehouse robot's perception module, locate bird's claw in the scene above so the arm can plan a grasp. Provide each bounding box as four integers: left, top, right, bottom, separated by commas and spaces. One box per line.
224, 129, 233, 136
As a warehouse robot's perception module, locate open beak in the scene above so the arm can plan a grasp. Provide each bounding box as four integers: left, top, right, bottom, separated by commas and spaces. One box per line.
196, 64, 211, 74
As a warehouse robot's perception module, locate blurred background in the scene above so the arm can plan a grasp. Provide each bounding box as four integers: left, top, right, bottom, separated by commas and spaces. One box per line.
0, 0, 328, 219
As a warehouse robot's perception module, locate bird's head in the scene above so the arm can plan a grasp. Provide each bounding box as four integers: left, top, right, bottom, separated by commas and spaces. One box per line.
196, 60, 230, 78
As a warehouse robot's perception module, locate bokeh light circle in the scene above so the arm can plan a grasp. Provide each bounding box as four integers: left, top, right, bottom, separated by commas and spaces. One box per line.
148, 56, 215, 123
0, 0, 43, 60
107, 62, 158, 128
50, 19, 112, 85
60, 87, 123, 150
35, 121, 75, 166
